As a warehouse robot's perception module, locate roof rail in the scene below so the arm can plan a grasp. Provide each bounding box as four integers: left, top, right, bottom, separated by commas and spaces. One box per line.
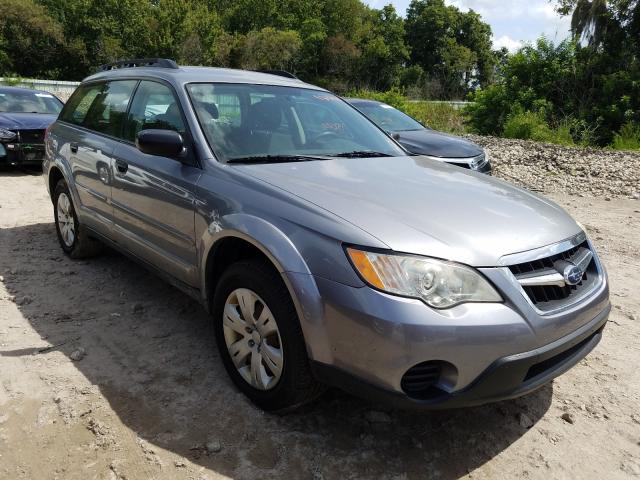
99, 58, 179, 72
255, 69, 299, 79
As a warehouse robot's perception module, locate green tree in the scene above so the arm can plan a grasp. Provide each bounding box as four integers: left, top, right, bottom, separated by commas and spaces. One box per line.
297, 18, 327, 78
215, 0, 322, 34
466, 38, 580, 135
147, 0, 222, 65
320, 34, 361, 91
358, 5, 409, 90
36, 0, 153, 78
557, 0, 611, 46
240, 27, 303, 71
405, 0, 495, 98
0, 0, 67, 77
555, 0, 640, 144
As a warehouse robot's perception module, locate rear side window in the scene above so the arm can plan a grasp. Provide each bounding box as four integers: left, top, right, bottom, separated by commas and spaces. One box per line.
60, 83, 103, 125
60, 81, 137, 137
82, 81, 138, 137
123, 80, 186, 142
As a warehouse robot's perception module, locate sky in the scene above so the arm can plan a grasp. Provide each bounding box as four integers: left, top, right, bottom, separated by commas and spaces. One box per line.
363, 0, 572, 52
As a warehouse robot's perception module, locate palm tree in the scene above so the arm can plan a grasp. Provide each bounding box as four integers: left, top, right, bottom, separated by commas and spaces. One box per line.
566, 0, 610, 46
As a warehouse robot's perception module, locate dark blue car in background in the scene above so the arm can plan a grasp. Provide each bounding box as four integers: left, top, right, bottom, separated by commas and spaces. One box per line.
0, 86, 63, 166
347, 98, 492, 174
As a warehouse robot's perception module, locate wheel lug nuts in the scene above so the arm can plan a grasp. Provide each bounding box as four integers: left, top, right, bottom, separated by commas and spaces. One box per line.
245, 326, 253, 334
248, 340, 255, 347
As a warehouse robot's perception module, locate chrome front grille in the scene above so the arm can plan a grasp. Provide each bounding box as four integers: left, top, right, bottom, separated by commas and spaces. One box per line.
508, 239, 601, 313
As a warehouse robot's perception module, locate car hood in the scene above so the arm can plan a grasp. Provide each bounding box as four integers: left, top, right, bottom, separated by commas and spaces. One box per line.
0, 112, 58, 130
396, 129, 482, 158
240, 156, 581, 266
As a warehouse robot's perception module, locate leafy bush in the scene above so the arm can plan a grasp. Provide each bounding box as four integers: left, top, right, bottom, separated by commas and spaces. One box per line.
464, 84, 510, 135
503, 111, 550, 140
464, 36, 640, 148
612, 123, 640, 150
503, 111, 574, 145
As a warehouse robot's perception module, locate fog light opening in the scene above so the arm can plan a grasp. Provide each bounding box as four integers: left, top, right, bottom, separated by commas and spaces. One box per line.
401, 360, 457, 400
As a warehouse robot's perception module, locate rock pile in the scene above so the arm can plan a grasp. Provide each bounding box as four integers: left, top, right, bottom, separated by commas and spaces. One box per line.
469, 135, 640, 199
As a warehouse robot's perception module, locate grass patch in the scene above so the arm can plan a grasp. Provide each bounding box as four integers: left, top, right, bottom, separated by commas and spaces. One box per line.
404, 101, 467, 135
611, 123, 640, 150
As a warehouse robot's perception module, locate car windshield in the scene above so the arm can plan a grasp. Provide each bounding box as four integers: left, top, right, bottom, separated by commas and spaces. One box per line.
186, 83, 406, 162
353, 102, 424, 132
0, 90, 63, 114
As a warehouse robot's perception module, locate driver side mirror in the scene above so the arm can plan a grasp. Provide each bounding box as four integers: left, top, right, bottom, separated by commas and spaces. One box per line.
136, 129, 185, 159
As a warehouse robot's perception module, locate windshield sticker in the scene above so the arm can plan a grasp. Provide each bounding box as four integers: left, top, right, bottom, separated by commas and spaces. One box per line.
322, 122, 345, 132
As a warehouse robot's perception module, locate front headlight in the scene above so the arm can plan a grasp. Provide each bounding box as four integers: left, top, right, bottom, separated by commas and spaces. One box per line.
470, 150, 489, 170
0, 128, 16, 141
346, 247, 502, 309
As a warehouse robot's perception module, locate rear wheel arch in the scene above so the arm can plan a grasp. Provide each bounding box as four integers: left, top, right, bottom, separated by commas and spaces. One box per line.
48, 166, 64, 202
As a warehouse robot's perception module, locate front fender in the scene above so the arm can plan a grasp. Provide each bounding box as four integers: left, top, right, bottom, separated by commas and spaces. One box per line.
198, 213, 334, 363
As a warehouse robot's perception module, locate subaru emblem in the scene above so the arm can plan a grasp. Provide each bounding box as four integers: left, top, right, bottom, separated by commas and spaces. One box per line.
563, 265, 584, 286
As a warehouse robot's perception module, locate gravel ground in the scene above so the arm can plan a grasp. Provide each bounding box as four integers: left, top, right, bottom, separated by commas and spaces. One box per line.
471, 135, 640, 199
0, 148, 639, 479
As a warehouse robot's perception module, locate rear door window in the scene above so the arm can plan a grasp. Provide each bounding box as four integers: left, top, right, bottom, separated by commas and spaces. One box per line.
82, 81, 138, 137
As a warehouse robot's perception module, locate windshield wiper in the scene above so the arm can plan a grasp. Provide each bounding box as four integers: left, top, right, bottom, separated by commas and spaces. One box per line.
226, 154, 331, 164
330, 150, 393, 158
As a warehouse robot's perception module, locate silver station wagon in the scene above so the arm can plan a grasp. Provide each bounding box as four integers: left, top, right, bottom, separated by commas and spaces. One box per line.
43, 59, 610, 411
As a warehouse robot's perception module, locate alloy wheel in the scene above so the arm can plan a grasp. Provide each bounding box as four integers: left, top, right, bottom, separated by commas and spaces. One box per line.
57, 192, 76, 247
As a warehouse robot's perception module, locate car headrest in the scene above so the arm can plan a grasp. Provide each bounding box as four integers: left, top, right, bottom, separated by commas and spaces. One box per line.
198, 102, 219, 120
248, 99, 282, 132
163, 102, 181, 121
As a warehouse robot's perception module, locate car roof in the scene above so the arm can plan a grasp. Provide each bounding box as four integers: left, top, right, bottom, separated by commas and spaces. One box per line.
0, 85, 57, 95
83, 66, 326, 91
344, 98, 385, 106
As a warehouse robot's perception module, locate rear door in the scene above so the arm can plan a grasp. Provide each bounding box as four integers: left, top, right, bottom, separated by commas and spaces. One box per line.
59, 80, 137, 234
110, 80, 201, 286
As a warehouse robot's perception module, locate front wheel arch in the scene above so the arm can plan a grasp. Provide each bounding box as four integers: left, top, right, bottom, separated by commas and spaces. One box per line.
201, 232, 331, 364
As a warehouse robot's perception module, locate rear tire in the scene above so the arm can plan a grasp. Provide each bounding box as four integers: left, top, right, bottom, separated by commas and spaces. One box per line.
212, 259, 325, 411
53, 179, 102, 259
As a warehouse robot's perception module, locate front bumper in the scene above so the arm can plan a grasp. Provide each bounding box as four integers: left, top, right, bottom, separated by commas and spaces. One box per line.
292, 258, 609, 409
312, 303, 609, 409
0, 141, 46, 165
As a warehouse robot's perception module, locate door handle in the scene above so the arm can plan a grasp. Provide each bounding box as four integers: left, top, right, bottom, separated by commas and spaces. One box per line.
70, 143, 78, 154
115, 159, 129, 174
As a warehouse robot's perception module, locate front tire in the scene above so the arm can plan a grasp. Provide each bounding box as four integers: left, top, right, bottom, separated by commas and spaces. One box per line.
53, 179, 102, 259
212, 259, 325, 411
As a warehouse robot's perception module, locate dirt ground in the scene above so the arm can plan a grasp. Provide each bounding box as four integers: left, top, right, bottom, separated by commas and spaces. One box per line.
0, 169, 639, 480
